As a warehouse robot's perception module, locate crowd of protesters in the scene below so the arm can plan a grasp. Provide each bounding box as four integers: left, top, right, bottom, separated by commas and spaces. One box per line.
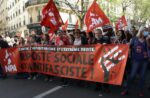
0, 25, 150, 97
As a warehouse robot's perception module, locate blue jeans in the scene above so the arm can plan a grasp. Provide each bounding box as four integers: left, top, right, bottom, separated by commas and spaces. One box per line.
126, 60, 148, 91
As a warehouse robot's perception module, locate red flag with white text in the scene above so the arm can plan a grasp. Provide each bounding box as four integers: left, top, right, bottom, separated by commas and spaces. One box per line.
84, 0, 110, 33
41, 0, 64, 30
115, 15, 127, 30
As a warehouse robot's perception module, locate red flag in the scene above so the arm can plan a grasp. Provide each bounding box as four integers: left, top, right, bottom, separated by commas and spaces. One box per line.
48, 29, 55, 34
75, 20, 79, 29
48, 29, 55, 41
41, 0, 64, 30
84, 0, 110, 33
62, 19, 69, 31
47, 22, 56, 42
115, 15, 127, 30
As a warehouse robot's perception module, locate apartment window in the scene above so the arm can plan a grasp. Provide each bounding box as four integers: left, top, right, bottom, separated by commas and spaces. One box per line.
19, 9, 21, 14
37, 15, 41, 22
16, 11, 18, 16
13, 13, 15, 18
30, 17, 33, 23
23, 6, 25, 11
37, 10, 41, 22
13, 2, 14, 6
19, 22, 21, 27
6, 17, 8, 21
23, 20, 26, 25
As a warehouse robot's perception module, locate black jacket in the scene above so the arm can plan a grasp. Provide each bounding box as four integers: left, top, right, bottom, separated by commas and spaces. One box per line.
0, 40, 9, 48
94, 36, 111, 44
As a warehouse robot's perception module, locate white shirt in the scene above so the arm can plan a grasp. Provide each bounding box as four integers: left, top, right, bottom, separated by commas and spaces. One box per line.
74, 37, 81, 46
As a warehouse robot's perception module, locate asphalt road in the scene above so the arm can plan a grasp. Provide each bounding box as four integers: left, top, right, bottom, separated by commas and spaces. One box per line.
0, 74, 150, 98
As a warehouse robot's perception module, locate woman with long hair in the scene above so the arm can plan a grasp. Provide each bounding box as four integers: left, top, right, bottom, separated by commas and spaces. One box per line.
121, 27, 149, 97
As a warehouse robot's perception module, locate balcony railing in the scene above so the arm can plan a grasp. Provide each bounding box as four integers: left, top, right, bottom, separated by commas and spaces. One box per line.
25, 0, 79, 10
25, 0, 49, 8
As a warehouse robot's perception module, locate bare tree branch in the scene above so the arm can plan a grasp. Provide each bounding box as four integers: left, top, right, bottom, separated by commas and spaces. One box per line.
64, 0, 82, 19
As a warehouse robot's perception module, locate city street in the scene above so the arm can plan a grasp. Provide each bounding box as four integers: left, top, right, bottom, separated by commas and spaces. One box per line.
0, 0, 150, 98
0, 74, 150, 98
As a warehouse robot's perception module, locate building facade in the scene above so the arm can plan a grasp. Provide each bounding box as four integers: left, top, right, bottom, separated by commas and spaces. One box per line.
6, 0, 29, 37
25, 0, 79, 34
0, 0, 8, 34
1, 0, 136, 36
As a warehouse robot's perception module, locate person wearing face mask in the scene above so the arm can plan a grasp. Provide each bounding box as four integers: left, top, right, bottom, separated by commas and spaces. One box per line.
143, 27, 149, 38
121, 27, 149, 97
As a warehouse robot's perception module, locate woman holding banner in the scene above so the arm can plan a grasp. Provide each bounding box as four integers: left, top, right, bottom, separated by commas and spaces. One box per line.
73, 29, 88, 87
93, 29, 111, 93
27, 35, 39, 80
73, 29, 88, 46
42, 33, 54, 82
121, 26, 149, 97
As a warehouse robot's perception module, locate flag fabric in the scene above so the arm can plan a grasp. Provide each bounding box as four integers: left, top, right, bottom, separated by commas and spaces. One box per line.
84, 0, 110, 33
62, 19, 69, 31
48, 29, 55, 41
0, 44, 129, 85
115, 15, 127, 30
75, 20, 79, 29
41, 0, 64, 31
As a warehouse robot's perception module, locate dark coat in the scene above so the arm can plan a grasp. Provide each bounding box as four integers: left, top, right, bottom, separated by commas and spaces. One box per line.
0, 40, 9, 48
94, 36, 111, 44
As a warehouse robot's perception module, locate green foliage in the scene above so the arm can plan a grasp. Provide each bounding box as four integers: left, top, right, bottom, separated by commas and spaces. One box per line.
57, 0, 150, 28
133, 0, 150, 22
